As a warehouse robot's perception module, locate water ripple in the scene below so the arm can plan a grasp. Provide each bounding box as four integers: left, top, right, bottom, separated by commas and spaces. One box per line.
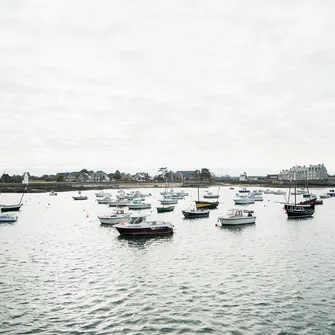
1, 188, 335, 334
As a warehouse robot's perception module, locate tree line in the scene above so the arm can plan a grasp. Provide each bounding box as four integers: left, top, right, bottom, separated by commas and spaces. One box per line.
0, 167, 214, 183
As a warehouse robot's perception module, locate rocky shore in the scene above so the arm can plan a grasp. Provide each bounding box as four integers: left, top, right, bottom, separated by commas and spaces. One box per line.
1, 179, 335, 193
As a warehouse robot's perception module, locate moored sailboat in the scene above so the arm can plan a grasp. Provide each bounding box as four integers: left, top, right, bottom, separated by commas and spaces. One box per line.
0, 172, 28, 212
285, 173, 314, 219
195, 186, 219, 210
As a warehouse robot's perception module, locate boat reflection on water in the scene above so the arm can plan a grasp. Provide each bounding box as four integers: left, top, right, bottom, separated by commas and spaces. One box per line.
116, 234, 174, 248
286, 216, 314, 221
216, 223, 256, 234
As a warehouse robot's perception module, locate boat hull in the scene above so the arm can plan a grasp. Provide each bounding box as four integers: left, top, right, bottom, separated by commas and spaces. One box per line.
1, 204, 22, 212
284, 204, 315, 218
98, 215, 131, 225
73, 196, 88, 200
233, 199, 254, 205
0, 214, 17, 223
182, 210, 210, 218
160, 200, 178, 205
128, 205, 151, 210
320, 194, 330, 199
218, 217, 256, 226
108, 203, 129, 207
157, 206, 175, 213
195, 201, 219, 210
115, 226, 173, 236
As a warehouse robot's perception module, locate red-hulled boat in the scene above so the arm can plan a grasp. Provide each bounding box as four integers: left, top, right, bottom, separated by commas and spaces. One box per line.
299, 198, 323, 205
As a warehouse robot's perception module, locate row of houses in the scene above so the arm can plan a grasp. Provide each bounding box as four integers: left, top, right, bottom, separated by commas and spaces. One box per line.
64, 171, 152, 183
62, 170, 201, 183
236, 164, 330, 182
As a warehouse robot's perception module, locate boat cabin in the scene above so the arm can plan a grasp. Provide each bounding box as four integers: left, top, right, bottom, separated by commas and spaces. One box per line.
128, 216, 145, 224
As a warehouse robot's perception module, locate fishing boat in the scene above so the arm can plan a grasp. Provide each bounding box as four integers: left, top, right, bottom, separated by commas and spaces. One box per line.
127, 198, 151, 210
233, 196, 254, 205
49, 190, 57, 196
114, 214, 174, 236
251, 190, 263, 195
182, 208, 210, 219
72, 191, 88, 200
238, 187, 250, 193
320, 193, 331, 199
108, 199, 129, 207
299, 198, 323, 205
95, 190, 110, 198
248, 194, 263, 201
159, 195, 178, 205
175, 190, 189, 197
217, 209, 256, 226
273, 190, 286, 195
203, 191, 220, 199
156, 205, 175, 213
97, 208, 131, 225
96, 194, 112, 204
264, 189, 274, 194
0, 213, 17, 223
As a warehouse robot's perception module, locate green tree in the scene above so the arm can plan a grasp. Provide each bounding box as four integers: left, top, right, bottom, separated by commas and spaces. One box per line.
158, 167, 168, 181
193, 170, 200, 180
1, 173, 11, 182
113, 170, 121, 180
200, 168, 211, 181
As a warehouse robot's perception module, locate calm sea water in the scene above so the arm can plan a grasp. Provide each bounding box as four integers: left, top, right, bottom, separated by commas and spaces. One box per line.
1, 186, 335, 335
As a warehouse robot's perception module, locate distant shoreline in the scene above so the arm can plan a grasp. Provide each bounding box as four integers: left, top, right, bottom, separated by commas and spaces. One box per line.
1, 180, 335, 193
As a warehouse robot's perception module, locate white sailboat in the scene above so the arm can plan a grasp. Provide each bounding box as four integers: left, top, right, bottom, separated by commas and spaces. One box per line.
0, 172, 28, 212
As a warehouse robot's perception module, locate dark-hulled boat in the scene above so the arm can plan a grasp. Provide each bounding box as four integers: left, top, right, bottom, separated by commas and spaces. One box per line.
182, 208, 210, 219
0, 173, 28, 213
285, 173, 315, 219
0, 203, 23, 212
195, 201, 219, 210
157, 205, 175, 213
114, 215, 174, 236
73, 195, 88, 200
284, 203, 315, 218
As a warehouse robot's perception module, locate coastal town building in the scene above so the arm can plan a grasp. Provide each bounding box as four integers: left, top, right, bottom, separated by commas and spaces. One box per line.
239, 172, 247, 181
279, 164, 328, 180
93, 171, 110, 183
267, 174, 279, 180
176, 171, 196, 180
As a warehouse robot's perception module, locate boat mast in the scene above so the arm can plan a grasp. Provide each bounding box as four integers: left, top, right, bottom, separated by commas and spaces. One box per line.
286, 173, 291, 204
197, 171, 200, 201
0, 170, 5, 203
294, 172, 296, 206
19, 172, 29, 205
306, 171, 310, 200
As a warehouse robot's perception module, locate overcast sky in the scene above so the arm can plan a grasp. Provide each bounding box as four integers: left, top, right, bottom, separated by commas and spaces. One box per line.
1, 0, 335, 176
